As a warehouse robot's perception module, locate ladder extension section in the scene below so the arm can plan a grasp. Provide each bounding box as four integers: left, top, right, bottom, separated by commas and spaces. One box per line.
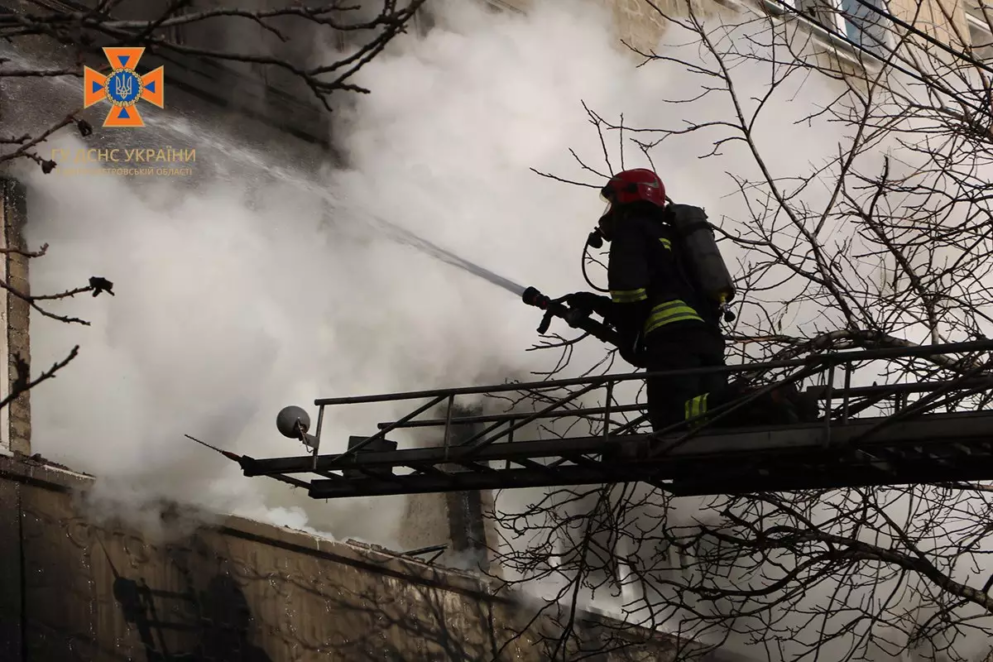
237, 340, 993, 499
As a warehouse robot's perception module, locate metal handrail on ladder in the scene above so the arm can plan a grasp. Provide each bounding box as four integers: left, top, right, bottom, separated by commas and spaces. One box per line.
202, 339, 993, 499
300, 339, 993, 464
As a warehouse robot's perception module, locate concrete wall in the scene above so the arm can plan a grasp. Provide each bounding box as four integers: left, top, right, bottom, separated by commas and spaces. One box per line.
0, 454, 695, 662
602, 0, 735, 53
476, 0, 733, 55
889, 0, 971, 48
0, 179, 31, 457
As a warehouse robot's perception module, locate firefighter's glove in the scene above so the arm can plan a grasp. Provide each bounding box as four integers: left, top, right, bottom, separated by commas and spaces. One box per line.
564, 292, 611, 317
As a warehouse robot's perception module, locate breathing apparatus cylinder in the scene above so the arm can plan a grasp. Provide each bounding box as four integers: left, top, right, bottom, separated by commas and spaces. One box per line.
667, 204, 737, 314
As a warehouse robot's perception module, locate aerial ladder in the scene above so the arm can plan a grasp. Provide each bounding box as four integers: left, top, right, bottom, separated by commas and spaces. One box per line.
194, 289, 993, 500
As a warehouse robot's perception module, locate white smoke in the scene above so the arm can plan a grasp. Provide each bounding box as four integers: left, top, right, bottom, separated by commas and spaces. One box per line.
17, 0, 710, 543
11, 0, 837, 614
12, 0, 992, 659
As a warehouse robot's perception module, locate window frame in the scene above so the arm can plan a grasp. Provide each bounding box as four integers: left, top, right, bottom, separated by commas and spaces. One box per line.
792, 0, 895, 59
965, 4, 993, 61
737, 0, 894, 70
834, 0, 896, 57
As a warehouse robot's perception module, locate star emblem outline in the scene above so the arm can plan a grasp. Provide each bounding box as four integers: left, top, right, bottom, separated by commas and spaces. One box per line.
83, 47, 165, 128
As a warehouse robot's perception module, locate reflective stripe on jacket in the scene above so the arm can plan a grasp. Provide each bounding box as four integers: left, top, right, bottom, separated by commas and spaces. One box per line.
644, 299, 704, 335
610, 288, 648, 304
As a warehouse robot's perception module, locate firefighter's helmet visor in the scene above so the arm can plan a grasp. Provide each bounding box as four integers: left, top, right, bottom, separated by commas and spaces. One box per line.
597, 201, 615, 240
600, 200, 612, 220
600, 185, 615, 215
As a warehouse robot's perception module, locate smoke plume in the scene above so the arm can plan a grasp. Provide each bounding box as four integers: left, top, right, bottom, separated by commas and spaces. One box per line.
16, 0, 837, 578
15, 0, 978, 659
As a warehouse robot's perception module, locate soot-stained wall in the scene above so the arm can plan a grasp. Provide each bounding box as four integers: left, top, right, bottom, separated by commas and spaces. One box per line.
0, 455, 697, 661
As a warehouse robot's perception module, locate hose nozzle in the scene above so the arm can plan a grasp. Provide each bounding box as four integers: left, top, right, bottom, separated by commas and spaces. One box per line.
522, 286, 550, 310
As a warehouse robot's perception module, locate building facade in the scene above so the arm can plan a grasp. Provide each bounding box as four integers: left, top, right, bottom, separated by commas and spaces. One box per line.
0, 0, 986, 659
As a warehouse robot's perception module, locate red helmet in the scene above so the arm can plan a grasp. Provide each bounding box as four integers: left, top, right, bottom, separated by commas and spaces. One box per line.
597, 169, 666, 239
601, 169, 666, 208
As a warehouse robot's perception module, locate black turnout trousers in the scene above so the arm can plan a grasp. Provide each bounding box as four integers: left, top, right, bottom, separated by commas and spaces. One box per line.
642, 326, 727, 432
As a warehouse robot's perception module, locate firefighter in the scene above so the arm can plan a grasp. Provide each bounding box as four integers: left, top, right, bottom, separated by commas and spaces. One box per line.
564, 168, 729, 432
564, 169, 821, 433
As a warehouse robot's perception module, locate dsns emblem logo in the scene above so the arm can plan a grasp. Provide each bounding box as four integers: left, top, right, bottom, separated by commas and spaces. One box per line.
83, 47, 164, 128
